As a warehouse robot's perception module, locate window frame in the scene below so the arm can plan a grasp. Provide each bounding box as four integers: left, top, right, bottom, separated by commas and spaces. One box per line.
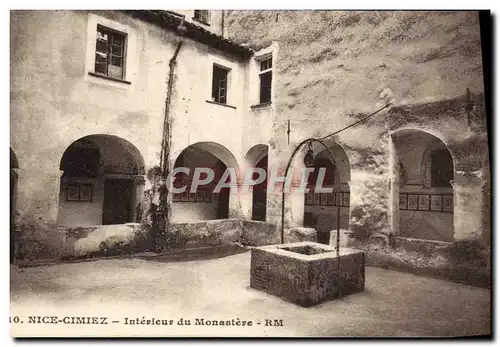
94, 24, 128, 81
66, 183, 94, 202
193, 10, 211, 25
211, 64, 230, 105
257, 55, 273, 105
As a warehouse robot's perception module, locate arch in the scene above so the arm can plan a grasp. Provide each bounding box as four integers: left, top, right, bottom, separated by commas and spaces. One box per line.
389, 127, 456, 164
171, 141, 240, 223
310, 137, 352, 176
57, 134, 146, 227
173, 141, 239, 171
244, 145, 269, 222
59, 134, 145, 176
312, 140, 351, 185
244, 144, 269, 166
391, 129, 455, 187
391, 129, 454, 242
302, 139, 352, 245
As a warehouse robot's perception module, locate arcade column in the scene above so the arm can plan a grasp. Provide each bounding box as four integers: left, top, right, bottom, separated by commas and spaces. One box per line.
451, 174, 487, 242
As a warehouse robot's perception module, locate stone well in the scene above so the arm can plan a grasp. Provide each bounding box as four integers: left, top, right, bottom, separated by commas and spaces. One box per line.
250, 241, 365, 307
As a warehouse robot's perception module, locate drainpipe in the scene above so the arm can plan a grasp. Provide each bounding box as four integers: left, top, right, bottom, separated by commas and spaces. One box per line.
154, 18, 185, 252
160, 40, 184, 176
221, 10, 225, 38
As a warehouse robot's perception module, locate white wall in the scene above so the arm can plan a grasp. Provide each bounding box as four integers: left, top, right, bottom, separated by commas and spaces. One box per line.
57, 178, 105, 226
171, 202, 218, 222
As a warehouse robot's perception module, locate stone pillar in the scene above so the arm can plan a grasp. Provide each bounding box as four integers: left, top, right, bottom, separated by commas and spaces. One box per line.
16, 167, 64, 227
132, 175, 146, 222
227, 180, 245, 219
286, 180, 306, 228
451, 174, 487, 241
265, 146, 308, 231
349, 170, 391, 236
14, 167, 65, 260
388, 136, 400, 236
236, 179, 253, 220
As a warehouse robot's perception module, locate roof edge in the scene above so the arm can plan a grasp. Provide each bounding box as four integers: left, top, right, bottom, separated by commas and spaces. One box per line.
122, 10, 254, 60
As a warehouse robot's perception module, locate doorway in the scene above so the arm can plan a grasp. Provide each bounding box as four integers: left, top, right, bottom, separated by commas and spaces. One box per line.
252, 155, 268, 221
102, 179, 133, 225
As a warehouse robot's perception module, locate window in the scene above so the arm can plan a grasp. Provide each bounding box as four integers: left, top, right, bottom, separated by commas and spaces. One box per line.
258, 56, 273, 104
94, 25, 127, 80
66, 183, 94, 202
430, 149, 453, 188
212, 65, 229, 104
194, 10, 211, 24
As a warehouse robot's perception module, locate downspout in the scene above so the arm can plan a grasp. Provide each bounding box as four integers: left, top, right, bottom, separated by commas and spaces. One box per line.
154, 17, 185, 251
221, 10, 225, 38
160, 39, 184, 177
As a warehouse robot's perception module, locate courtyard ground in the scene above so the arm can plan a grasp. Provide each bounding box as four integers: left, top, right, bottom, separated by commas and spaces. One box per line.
10, 249, 491, 338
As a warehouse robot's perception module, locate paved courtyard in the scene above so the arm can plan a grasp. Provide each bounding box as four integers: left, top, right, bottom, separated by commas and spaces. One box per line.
10, 250, 491, 337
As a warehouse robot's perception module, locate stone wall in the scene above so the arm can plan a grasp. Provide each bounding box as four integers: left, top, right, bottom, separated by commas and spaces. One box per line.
15, 223, 149, 261
348, 235, 491, 287
225, 10, 489, 243
10, 10, 251, 239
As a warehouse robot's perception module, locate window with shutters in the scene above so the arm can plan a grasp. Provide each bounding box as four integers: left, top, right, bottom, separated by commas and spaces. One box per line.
94, 25, 127, 80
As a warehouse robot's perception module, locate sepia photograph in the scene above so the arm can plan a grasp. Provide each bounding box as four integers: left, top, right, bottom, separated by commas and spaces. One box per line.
8, 7, 492, 339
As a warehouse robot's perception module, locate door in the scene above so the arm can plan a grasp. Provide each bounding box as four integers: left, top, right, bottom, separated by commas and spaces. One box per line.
102, 179, 133, 225
218, 187, 230, 219
252, 155, 268, 221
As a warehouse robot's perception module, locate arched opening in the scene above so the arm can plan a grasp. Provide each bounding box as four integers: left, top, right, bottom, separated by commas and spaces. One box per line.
252, 155, 268, 221
303, 141, 351, 245
57, 135, 145, 227
10, 148, 19, 263
244, 144, 269, 222
171, 142, 239, 223
392, 129, 454, 242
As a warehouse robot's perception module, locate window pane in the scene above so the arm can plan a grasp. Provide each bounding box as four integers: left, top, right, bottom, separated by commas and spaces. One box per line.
112, 34, 124, 46
259, 71, 272, 103
195, 10, 209, 22
95, 52, 107, 63
111, 56, 123, 67
95, 25, 127, 79
94, 62, 107, 75
96, 40, 107, 53
108, 65, 123, 79
212, 66, 228, 104
111, 45, 123, 57
260, 57, 272, 71
97, 30, 108, 42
